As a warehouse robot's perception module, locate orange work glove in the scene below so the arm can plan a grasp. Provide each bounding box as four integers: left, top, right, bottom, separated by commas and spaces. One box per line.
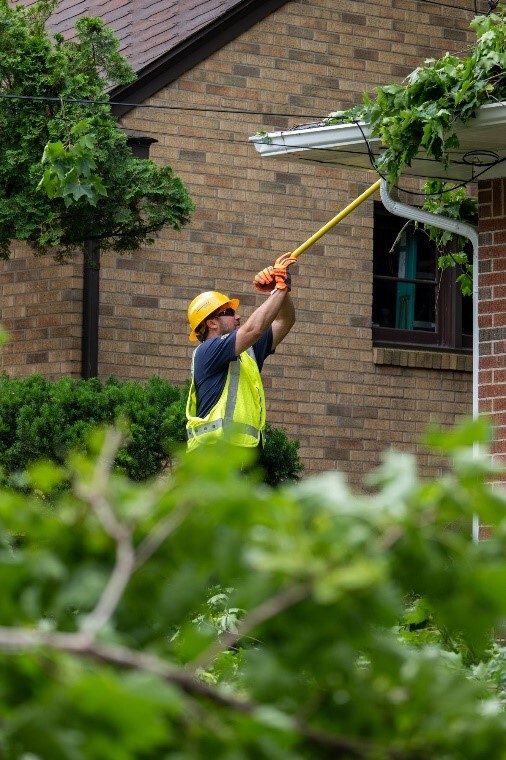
272, 252, 296, 291
273, 252, 296, 268
253, 265, 275, 293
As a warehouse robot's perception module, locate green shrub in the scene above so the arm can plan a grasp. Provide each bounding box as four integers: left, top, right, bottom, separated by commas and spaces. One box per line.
259, 423, 304, 486
0, 374, 303, 485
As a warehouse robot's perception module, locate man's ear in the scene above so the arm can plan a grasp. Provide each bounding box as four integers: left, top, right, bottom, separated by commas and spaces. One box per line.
203, 316, 218, 336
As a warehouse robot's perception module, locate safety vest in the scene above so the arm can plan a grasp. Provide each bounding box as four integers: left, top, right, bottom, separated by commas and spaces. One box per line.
186, 345, 266, 450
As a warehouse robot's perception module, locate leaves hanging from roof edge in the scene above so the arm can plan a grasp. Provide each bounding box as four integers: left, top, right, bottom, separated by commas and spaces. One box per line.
326, 5, 504, 295
325, 5, 506, 186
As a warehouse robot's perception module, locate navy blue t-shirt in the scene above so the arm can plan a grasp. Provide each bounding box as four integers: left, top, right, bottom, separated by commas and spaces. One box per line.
192, 328, 273, 418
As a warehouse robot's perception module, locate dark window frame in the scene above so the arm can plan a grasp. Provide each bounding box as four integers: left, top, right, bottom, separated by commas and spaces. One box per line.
372, 203, 472, 353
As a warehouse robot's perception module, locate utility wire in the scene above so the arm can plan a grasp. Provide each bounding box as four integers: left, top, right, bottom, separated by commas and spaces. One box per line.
251, 116, 506, 199
401, 0, 496, 13
1, 92, 504, 199
93, 115, 506, 200
0, 92, 323, 122
349, 116, 506, 197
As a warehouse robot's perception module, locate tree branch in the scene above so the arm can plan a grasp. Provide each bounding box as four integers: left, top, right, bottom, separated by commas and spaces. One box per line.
73, 430, 193, 635
388, 220, 413, 255
188, 581, 312, 676
134, 499, 193, 570
73, 428, 135, 636
0, 625, 406, 759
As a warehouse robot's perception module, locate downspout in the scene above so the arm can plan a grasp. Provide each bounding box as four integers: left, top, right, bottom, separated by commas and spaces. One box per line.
80, 133, 157, 379
380, 180, 480, 541
81, 238, 100, 379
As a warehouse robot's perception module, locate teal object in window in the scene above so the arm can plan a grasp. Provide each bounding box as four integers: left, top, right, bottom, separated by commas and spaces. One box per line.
395, 231, 417, 329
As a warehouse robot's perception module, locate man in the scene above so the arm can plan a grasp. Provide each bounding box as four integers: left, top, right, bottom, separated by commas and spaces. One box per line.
185, 254, 296, 454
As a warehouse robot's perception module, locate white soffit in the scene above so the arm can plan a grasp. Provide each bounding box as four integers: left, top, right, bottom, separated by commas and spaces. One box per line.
250, 102, 506, 183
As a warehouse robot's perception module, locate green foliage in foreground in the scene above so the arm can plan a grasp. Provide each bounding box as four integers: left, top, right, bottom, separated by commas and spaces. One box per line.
0, 0, 194, 258
0, 373, 303, 486
1, 418, 506, 758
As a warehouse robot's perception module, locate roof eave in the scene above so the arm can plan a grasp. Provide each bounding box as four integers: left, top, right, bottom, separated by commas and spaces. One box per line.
250, 101, 506, 182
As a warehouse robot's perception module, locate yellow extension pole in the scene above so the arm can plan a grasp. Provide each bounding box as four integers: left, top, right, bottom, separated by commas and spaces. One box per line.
290, 178, 382, 259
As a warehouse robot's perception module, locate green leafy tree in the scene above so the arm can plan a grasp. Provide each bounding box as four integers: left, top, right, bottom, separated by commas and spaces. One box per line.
421, 179, 477, 296
0, 0, 194, 259
1, 419, 506, 757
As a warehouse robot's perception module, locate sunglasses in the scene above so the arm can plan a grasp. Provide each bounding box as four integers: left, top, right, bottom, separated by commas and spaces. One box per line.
214, 308, 236, 318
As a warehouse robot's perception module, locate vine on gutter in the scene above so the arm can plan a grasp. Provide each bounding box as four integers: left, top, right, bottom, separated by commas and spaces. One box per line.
422, 180, 477, 296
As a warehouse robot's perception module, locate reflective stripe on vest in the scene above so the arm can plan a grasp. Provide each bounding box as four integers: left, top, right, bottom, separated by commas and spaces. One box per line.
186, 418, 259, 440
224, 346, 253, 421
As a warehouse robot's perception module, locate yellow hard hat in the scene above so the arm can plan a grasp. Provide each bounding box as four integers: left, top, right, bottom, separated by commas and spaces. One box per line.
187, 291, 240, 342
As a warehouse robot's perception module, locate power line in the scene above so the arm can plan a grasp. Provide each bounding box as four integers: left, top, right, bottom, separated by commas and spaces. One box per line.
259, 112, 506, 197
1, 92, 504, 199
406, 0, 496, 14
121, 116, 506, 199
0, 92, 324, 122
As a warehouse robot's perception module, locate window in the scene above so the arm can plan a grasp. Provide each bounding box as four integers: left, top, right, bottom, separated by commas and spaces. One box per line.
372, 203, 472, 351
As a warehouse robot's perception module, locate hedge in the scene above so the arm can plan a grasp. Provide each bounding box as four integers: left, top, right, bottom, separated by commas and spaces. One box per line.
0, 374, 303, 486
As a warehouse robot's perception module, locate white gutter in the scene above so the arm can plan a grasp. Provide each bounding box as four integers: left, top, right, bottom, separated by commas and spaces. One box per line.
251, 103, 506, 189
253, 101, 506, 158
251, 121, 376, 157
380, 180, 480, 542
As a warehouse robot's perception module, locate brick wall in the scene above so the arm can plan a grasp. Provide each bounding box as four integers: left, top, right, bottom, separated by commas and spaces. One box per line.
0, 0, 475, 485
0, 243, 82, 376
478, 177, 506, 470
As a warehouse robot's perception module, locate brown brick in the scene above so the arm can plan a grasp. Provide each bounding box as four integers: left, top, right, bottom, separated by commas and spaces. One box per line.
131, 295, 160, 308
354, 47, 379, 62
26, 351, 49, 364
342, 12, 367, 26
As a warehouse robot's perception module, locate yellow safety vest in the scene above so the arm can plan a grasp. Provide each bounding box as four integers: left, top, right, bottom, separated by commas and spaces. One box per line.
186, 345, 266, 450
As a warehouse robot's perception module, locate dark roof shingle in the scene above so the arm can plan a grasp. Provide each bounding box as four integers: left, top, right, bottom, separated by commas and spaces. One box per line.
16, 0, 243, 72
